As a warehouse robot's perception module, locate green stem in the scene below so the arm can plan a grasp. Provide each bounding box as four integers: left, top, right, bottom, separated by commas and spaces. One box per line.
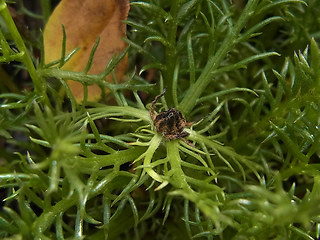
33, 194, 77, 237
166, 141, 191, 190
164, 0, 181, 107
178, 0, 259, 115
40, 0, 51, 24
0, 0, 43, 94
39, 68, 151, 92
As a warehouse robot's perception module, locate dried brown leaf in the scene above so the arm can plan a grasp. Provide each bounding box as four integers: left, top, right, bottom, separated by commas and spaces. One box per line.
43, 0, 129, 101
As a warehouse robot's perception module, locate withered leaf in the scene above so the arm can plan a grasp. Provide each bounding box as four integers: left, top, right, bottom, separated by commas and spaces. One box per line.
43, 0, 129, 102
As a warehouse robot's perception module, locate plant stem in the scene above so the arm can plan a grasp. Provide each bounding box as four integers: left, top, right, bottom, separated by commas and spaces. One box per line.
164, 0, 181, 107
38, 68, 151, 92
167, 141, 191, 190
40, 0, 51, 24
178, 0, 259, 116
0, 0, 43, 95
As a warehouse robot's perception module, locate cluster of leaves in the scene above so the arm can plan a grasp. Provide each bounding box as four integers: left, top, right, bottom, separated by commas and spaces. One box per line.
1, 0, 320, 239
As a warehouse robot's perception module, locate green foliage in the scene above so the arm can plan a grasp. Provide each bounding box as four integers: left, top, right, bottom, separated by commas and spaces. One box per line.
1, 0, 320, 239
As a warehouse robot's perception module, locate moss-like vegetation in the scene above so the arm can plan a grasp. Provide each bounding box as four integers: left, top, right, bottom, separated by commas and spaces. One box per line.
1, 0, 320, 239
